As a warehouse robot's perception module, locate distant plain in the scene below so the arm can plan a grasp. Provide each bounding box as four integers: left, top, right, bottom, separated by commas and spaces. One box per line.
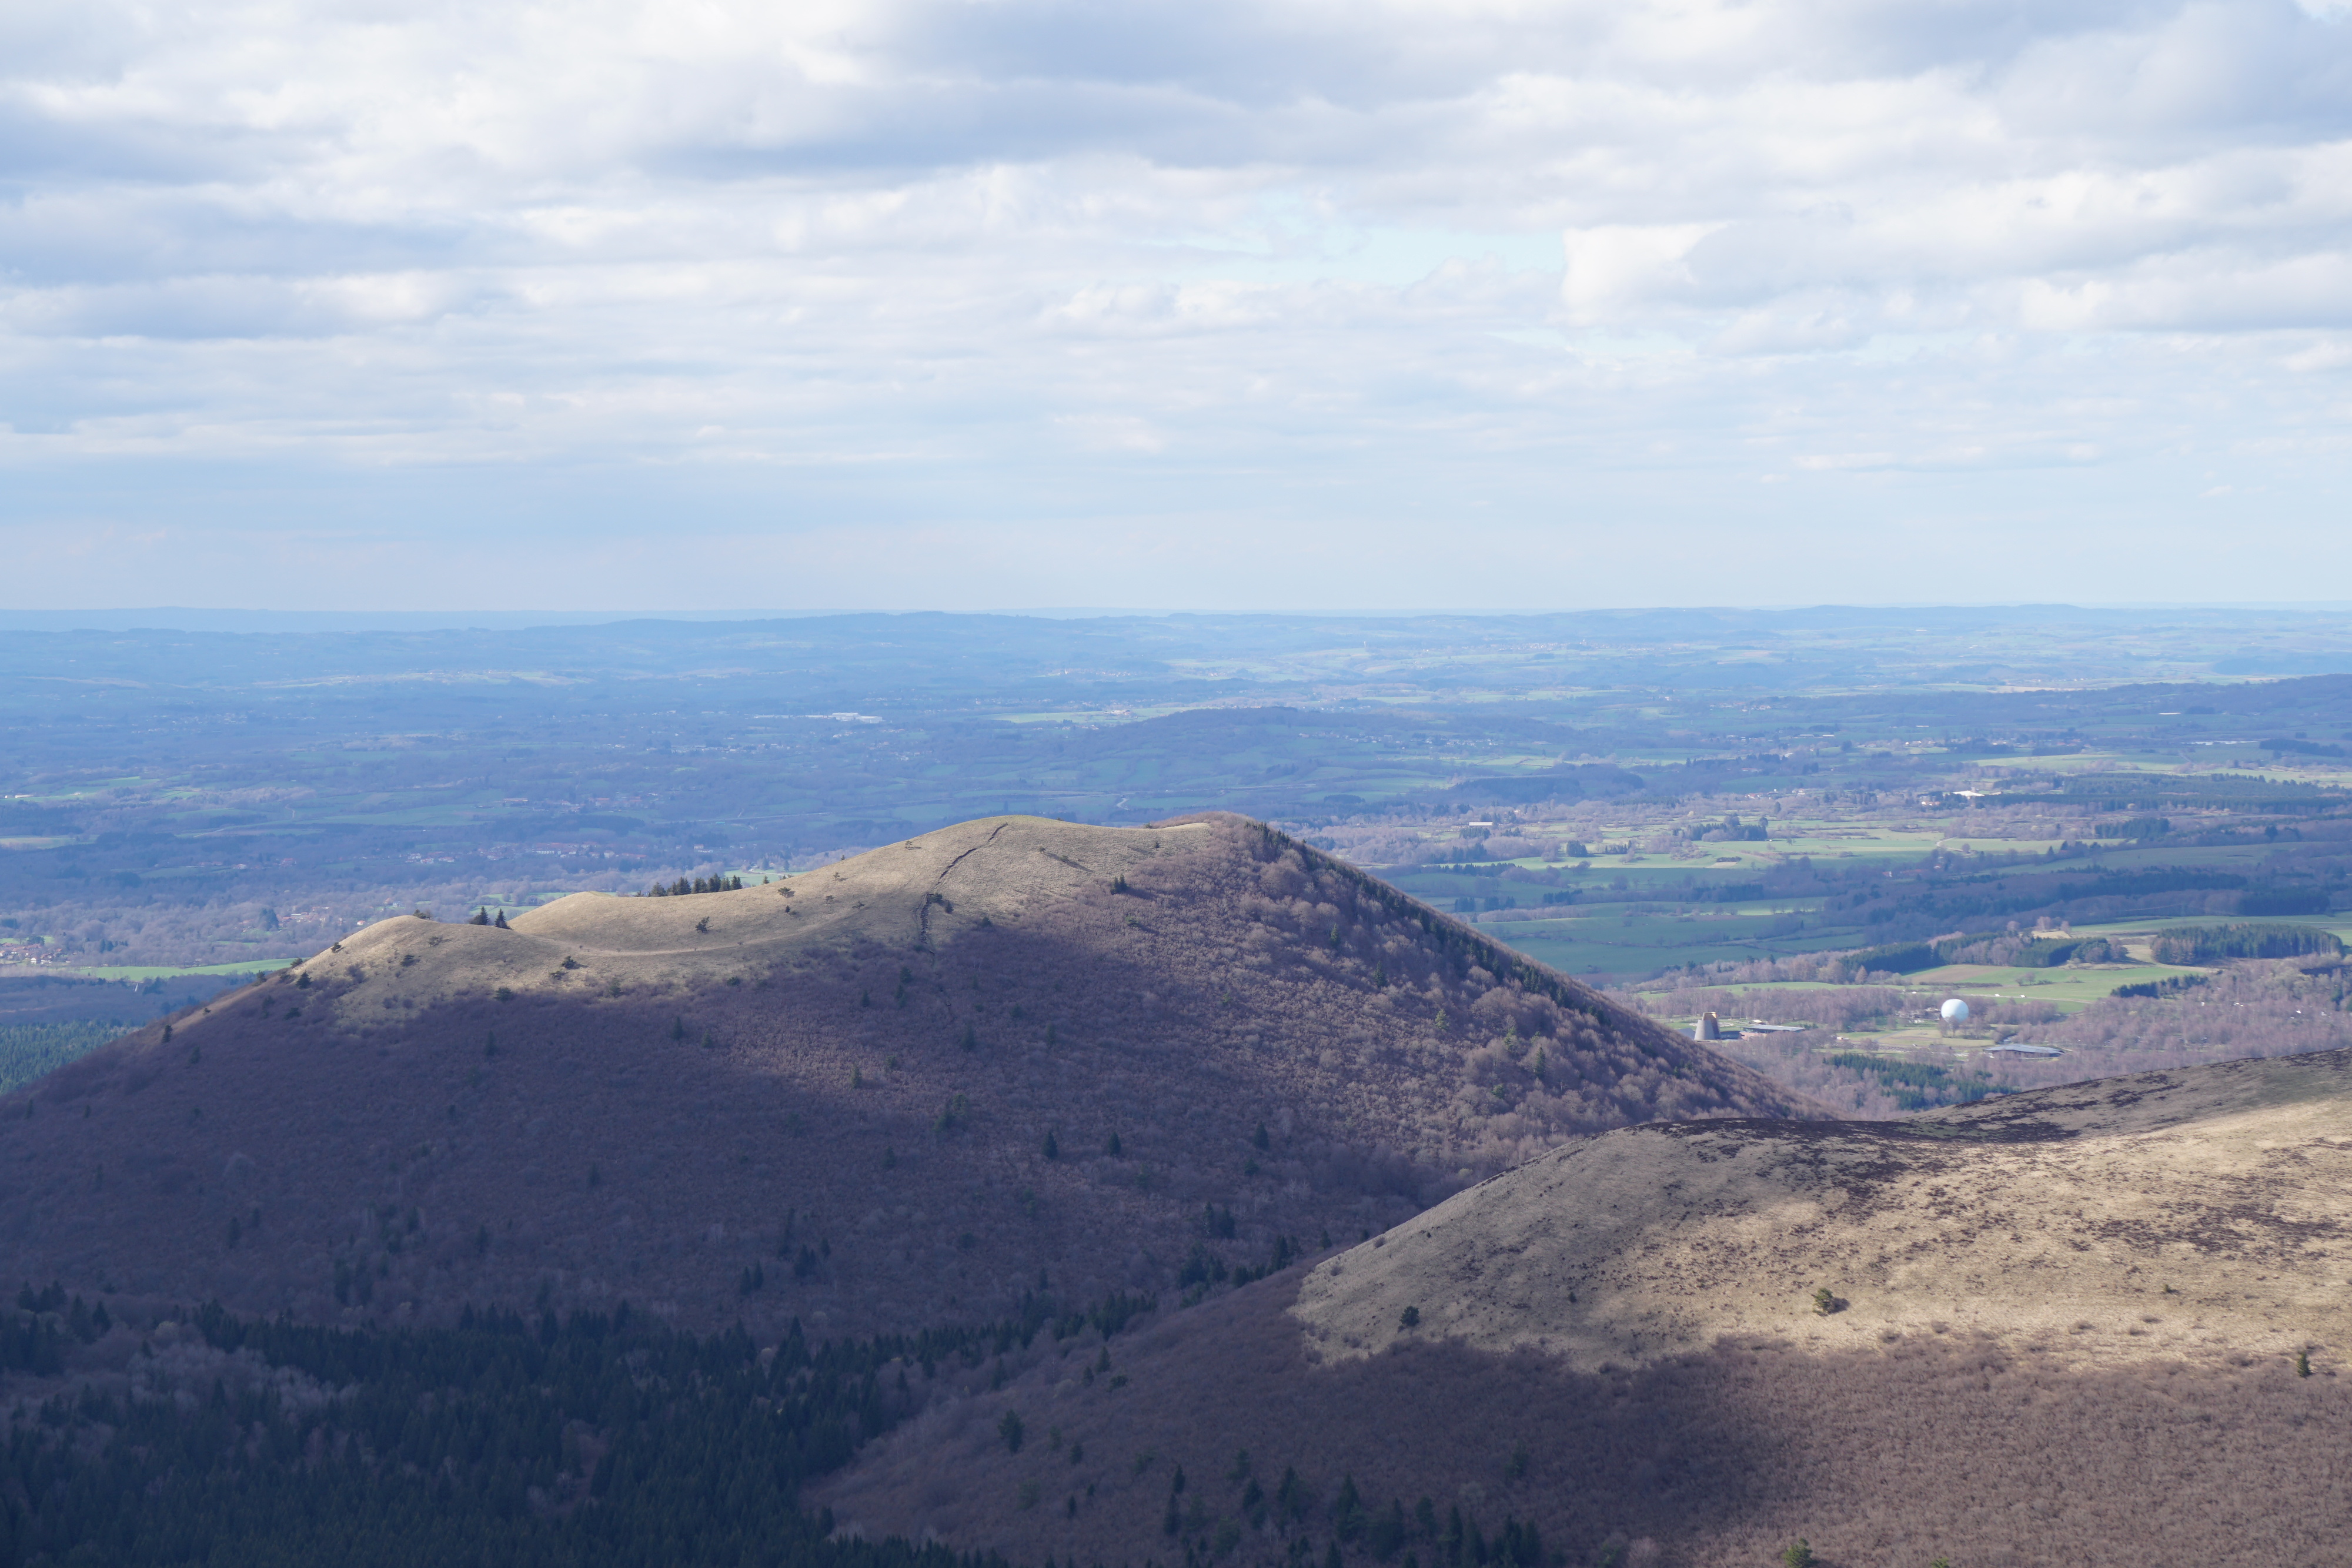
11, 606, 2352, 1117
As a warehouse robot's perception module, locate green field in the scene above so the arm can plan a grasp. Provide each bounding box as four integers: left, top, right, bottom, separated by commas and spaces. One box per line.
1487, 915, 1833, 978
1631, 957, 2209, 1021
1814, 1028, 2044, 1061
1895, 962, 2210, 1008
60, 962, 284, 982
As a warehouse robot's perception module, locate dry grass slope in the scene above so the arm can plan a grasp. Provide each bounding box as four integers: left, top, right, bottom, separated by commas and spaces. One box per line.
823, 1050, 2352, 1568
1295, 1048, 2352, 1372
0, 814, 1801, 1338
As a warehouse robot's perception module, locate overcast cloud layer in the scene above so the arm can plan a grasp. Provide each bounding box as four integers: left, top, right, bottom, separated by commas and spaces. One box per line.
5, 0, 2351, 609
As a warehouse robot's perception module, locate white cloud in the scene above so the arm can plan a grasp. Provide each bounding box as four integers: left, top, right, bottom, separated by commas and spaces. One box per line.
1561, 223, 1722, 321
4, 0, 2352, 607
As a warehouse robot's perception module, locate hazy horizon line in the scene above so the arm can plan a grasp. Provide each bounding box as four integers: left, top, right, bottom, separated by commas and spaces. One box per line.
6, 600, 2352, 636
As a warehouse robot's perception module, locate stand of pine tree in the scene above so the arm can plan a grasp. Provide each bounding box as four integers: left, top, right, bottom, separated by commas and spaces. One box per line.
0, 1289, 1158, 1568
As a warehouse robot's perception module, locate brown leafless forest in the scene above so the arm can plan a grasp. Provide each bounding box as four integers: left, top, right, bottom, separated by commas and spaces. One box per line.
0, 816, 1808, 1339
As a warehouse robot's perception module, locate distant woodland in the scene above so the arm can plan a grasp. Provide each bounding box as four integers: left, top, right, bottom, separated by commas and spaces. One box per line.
8, 609, 2352, 978
14, 614, 2352, 1120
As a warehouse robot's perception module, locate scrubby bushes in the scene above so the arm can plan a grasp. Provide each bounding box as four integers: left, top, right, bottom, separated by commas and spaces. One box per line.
826, 1285, 2352, 1568
2024, 957, 2352, 1065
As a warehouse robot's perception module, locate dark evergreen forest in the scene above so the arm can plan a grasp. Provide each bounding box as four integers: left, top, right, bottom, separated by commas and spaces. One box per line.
0, 1286, 1151, 1568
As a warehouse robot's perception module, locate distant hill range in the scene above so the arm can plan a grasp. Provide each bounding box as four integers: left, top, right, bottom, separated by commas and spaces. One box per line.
823, 1048, 2352, 1567
0, 814, 1806, 1338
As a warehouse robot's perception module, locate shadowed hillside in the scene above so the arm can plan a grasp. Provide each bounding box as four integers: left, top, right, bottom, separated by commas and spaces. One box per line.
821, 1050, 2352, 1568
0, 814, 1803, 1338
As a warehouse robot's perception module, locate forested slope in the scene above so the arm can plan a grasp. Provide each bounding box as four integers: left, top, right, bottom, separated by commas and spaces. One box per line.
0, 814, 1802, 1339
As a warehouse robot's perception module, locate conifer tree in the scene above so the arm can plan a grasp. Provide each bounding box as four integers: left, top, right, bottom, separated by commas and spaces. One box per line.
1335, 1475, 1364, 1540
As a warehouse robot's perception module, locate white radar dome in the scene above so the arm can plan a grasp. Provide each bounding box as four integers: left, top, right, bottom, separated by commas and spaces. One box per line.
1940, 998, 1970, 1024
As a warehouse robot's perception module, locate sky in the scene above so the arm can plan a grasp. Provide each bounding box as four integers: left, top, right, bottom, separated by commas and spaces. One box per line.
5, 0, 2352, 611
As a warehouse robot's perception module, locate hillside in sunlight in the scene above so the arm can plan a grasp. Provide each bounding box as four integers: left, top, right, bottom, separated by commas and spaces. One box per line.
823, 1049, 2352, 1568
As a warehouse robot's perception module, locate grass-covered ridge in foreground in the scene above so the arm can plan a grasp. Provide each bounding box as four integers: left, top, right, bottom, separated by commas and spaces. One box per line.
823, 1049, 2352, 1568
